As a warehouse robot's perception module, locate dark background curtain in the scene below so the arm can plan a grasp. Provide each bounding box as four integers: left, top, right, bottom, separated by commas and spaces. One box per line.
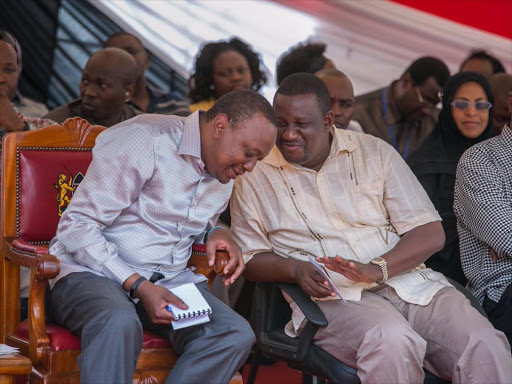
0, 0, 187, 110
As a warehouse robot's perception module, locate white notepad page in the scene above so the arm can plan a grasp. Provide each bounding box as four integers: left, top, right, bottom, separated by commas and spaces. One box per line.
167, 283, 212, 330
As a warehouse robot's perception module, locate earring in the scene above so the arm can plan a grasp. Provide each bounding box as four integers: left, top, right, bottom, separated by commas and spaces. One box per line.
209, 84, 215, 91
125, 92, 131, 102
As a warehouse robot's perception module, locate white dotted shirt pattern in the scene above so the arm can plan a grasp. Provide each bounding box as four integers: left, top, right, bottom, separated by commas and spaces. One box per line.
49, 111, 232, 290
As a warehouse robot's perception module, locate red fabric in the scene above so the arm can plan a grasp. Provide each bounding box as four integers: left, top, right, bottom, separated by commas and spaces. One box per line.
13, 321, 171, 351
18, 150, 93, 243
192, 244, 206, 254
390, 0, 512, 39
12, 239, 49, 255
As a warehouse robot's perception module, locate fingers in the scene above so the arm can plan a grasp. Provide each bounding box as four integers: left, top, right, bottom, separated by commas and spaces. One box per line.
165, 291, 188, 310
490, 248, 499, 262
205, 238, 217, 267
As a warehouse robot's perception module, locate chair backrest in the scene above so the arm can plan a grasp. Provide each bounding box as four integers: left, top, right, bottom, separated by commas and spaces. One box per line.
0, 118, 105, 341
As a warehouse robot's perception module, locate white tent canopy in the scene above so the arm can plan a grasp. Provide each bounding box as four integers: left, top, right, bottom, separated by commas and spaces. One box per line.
90, 0, 512, 99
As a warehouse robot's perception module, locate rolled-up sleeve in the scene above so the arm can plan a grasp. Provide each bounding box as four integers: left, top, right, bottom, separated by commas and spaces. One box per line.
55, 121, 155, 284
381, 143, 441, 235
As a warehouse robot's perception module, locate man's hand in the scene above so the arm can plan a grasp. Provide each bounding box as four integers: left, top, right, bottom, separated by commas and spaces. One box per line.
0, 87, 24, 132
135, 281, 188, 325
318, 255, 381, 284
293, 261, 335, 299
490, 248, 501, 262
206, 228, 244, 286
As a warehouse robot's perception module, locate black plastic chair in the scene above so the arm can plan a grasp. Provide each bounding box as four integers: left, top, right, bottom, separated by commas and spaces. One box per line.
250, 277, 486, 384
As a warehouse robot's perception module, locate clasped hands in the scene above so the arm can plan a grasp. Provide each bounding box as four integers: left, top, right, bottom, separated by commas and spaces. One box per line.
295, 255, 382, 299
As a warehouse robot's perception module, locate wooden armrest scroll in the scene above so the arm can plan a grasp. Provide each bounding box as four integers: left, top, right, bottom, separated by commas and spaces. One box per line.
6, 239, 60, 364
7, 239, 59, 279
189, 245, 229, 289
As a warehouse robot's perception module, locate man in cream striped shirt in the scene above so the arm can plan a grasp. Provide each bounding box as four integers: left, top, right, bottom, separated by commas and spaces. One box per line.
231, 73, 511, 383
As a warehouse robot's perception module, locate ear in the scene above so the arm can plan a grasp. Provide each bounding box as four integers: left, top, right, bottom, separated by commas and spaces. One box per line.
212, 113, 229, 139
324, 110, 334, 131
124, 83, 135, 102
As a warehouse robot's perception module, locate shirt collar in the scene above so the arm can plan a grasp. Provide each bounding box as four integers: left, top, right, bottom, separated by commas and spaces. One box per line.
263, 126, 358, 169
178, 110, 202, 159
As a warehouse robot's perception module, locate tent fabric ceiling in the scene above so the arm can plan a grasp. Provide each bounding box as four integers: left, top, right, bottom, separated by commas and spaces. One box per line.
90, 0, 511, 99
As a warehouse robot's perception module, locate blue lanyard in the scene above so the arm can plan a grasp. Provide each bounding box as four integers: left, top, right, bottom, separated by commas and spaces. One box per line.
381, 88, 411, 158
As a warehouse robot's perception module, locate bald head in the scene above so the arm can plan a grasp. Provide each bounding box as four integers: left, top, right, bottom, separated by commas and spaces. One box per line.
87, 47, 137, 85
489, 73, 512, 134
315, 68, 355, 130
79, 48, 137, 127
315, 68, 347, 79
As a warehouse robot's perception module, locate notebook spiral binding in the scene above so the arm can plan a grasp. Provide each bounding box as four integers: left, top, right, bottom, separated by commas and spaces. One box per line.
175, 308, 212, 320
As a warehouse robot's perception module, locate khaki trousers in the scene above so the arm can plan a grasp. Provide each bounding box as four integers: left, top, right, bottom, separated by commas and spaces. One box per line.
305, 286, 511, 384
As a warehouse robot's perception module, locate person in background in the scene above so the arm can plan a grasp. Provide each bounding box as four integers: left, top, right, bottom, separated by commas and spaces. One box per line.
104, 31, 190, 116
276, 41, 334, 86
10, 34, 49, 118
353, 56, 449, 158
315, 68, 363, 132
454, 87, 512, 346
460, 50, 505, 79
0, 30, 56, 320
0, 30, 55, 139
489, 73, 512, 135
188, 37, 268, 113
407, 72, 494, 285
45, 48, 140, 127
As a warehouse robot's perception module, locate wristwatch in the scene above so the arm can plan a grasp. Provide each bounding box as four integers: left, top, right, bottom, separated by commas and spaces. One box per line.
370, 256, 388, 284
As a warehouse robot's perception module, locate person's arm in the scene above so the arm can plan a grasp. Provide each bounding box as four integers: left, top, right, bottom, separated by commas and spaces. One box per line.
454, 149, 512, 258
245, 252, 334, 298
320, 142, 445, 283
0, 87, 25, 132
320, 221, 444, 283
230, 178, 334, 298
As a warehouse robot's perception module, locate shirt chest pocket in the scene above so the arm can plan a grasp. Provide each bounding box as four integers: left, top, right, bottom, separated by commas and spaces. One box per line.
350, 182, 385, 224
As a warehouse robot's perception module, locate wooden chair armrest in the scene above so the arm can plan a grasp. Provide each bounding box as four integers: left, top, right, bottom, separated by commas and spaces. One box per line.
189, 245, 229, 289
5, 238, 60, 364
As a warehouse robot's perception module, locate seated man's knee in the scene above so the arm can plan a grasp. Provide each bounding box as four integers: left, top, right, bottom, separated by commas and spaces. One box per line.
366, 323, 426, 357
84, 307, 142, 343
229, 316, 256, 354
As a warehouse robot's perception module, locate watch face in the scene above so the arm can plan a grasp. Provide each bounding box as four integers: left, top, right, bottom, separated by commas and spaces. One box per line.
372, 257, 385, 264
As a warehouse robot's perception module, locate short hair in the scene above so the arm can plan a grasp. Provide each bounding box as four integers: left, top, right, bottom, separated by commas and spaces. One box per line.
205, 89, 277, 129
402, 56, 450, 88
274, 73, 332, 116
0, 30, 17, 53
188, 37, 268, 103
460, 50, 506, 74
276, 42, 329, 86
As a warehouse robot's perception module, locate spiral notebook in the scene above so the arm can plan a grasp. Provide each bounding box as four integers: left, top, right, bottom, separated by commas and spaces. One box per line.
167, 283, 212, 330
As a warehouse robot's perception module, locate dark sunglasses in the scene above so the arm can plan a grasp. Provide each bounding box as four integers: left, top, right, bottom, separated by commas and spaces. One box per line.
450, 99, 493, 111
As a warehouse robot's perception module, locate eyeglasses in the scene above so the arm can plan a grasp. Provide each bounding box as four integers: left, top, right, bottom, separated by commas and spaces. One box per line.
450, 99, 493, 111
415, 87, 438, 109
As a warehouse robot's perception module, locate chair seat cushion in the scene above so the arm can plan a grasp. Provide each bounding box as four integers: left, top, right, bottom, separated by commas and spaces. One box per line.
13, 320, 171, 351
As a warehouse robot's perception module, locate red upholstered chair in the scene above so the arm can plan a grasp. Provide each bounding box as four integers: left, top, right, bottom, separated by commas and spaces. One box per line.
0, 118, 242, 384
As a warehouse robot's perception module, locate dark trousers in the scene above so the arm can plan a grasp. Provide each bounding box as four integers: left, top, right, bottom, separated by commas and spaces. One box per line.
50, 272, 255, 384
484, 282, 512, 346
